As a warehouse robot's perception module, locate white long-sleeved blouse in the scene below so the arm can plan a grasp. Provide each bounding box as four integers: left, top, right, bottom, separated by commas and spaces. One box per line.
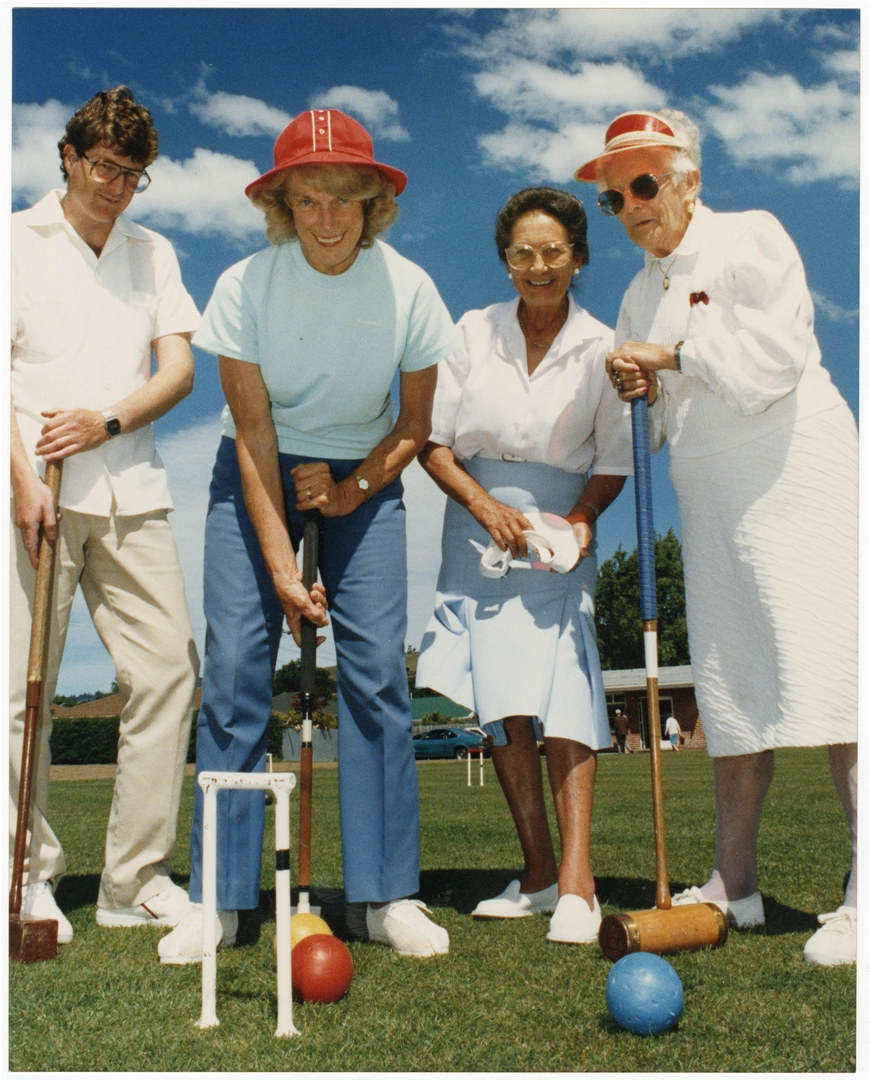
430, 296, 632, 476
615, 203, 847, 458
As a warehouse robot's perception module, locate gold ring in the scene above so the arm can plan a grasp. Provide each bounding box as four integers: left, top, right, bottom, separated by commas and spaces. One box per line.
306, 488, 312, 500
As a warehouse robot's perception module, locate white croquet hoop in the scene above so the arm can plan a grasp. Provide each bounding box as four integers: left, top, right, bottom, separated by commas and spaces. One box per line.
197, 771, 299, 1038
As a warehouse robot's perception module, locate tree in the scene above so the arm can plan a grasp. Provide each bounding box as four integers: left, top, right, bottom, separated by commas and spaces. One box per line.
594, 529, 690, 670
273, 659, 337, 725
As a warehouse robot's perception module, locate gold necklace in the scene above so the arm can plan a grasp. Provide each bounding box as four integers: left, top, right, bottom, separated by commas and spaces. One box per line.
655, 255, 679, 291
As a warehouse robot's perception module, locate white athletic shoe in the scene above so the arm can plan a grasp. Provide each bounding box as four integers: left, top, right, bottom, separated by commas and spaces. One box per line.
22, 880, 74, 945
671, 886, 765, 929
157, 903, 238, 965
546, 894, 602, 944
804, 906, 856, 966
472, 879, 559, 918
97, 883, 192, 928
366, 899, 449, 957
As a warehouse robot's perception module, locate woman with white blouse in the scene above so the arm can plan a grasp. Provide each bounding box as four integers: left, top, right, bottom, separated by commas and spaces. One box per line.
581, 109, 857, 965
416, 188, 631, 944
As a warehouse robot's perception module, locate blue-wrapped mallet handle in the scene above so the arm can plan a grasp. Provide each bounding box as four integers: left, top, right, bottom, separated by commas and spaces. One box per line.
632, 396, 657, 622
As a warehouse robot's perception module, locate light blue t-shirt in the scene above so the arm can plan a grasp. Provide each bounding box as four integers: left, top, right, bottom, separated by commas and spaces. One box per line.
194, 238, 459, 459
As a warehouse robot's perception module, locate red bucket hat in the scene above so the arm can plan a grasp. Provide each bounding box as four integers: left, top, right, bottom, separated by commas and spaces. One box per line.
575, 111, 684, 182
245, 108, 407, 197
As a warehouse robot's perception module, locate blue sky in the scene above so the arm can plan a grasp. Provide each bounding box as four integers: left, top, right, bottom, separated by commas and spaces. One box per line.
8, 6, 860, 693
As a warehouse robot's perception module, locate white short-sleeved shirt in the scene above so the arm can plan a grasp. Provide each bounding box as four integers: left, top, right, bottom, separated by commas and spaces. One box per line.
11, 190, 201, 515
430, 297, 632, 476
194, 238, 460, 459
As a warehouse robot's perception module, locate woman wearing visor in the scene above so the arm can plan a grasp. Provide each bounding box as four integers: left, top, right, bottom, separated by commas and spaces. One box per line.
578, 109, 857, 966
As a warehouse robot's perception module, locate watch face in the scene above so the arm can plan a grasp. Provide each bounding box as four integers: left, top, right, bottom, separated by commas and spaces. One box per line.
356, 476, 369, 490
105, 416, 121, 438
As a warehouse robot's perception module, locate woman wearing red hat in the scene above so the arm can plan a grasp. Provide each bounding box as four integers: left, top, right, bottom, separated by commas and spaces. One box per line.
578, 109, 857, 965
158, 109, 458, 963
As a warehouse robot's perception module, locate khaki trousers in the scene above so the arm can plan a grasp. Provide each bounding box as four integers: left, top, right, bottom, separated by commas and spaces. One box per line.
9, 507, 198, 909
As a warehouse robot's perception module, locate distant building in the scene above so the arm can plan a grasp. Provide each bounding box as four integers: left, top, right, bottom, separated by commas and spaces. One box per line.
51, 687, 202, 719
602, 666, 704, 751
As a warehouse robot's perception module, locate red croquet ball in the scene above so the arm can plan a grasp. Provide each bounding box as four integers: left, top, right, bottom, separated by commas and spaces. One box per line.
292, 933, 354, 1004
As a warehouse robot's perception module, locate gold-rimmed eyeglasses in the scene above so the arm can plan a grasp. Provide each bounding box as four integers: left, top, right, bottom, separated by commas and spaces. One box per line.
505, 242, 572, 271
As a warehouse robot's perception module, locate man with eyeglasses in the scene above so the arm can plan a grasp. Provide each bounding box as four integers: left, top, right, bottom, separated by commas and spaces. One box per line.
10, 86, 200, 944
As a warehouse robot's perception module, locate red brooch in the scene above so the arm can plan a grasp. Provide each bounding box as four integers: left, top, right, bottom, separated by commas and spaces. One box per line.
690, 291, 709, 307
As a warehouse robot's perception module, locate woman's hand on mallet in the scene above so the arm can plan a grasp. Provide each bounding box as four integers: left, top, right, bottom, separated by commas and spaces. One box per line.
606, 341, 679, 405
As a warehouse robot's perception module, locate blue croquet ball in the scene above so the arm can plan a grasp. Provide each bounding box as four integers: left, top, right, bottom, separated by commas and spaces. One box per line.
605, 952, 684, 1035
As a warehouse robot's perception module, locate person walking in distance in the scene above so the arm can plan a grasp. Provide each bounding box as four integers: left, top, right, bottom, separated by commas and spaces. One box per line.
614, 710, 631, 753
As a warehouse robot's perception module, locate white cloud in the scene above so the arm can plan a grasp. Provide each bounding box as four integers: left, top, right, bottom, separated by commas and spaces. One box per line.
810, 291, 858, 324
11, 100, 69, 206
705, 72, 858, 186
308, 86, 410, 141
190, 88, 290, 138
821, 48, 860, 79
134, 148, 264, 239
469, 58, 665, 182
458, 8, 777, 64
453, 9, 858, 191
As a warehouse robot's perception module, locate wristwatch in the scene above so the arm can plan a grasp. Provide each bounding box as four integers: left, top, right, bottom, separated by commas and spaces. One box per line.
103, 412, 122, 438
352, 473, 370, 501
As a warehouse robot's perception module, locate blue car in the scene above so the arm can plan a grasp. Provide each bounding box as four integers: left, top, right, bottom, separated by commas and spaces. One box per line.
412, 726, 488, 760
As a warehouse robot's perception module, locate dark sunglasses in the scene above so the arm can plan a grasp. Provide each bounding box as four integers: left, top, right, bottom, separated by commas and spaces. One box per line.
597, 173, 672, 217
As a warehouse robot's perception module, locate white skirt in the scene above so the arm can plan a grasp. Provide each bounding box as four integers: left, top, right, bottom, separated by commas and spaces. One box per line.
416, 458, 612, 750
670, 404, 858, 756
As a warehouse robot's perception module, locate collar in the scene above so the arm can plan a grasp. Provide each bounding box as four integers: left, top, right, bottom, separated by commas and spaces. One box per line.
22, 188, 152, 245
494, 294, 601, 360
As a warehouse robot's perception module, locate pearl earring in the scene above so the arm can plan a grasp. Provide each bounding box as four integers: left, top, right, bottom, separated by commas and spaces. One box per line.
688, 201, 696, 215
572, 268, 580, 276
508, 272, 513, 280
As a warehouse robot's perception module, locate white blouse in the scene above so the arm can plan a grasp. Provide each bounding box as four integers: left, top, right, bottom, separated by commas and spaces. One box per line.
615, 203, 847, 458
430, 297, 632, 476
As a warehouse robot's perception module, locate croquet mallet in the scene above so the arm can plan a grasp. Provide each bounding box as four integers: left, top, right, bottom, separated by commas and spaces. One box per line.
10, 459, 64, 962
597, 397, 727, 961
293, 509, 321, 916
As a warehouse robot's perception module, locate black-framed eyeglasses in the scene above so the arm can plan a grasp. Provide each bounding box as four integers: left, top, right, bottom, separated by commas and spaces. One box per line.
597, 173, 672, 217
505, 242, 573, 271
82, 155, 151, 193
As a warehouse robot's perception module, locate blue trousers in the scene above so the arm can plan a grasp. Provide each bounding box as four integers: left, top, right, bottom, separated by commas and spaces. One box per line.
189, 437, 421, 908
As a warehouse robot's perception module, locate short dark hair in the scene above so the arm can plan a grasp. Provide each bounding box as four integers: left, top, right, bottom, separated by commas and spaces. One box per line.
58, 86, 158, 179
495, 187, 590, 268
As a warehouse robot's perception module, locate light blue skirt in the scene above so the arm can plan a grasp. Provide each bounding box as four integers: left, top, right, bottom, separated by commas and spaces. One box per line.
416, 458, 612, 750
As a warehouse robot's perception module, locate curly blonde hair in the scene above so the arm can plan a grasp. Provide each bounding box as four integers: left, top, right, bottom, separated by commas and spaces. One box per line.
249, 164, 399, 247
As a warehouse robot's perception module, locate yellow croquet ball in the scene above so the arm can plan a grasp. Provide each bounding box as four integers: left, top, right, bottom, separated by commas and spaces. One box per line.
274, 912, 333, 954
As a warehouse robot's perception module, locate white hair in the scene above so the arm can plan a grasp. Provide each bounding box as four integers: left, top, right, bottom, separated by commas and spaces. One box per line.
657, 108, 701, 173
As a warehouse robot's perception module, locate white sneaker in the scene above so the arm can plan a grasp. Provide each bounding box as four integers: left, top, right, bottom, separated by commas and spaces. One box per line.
97, 883, 192, 928
804, 906, 856, 966
366, 899, 449, 957
546, 894, 602, 944
472, 879, 559, 918
22, 880, 73, 945
672, 886, 765, 929
157, 903, 238, 965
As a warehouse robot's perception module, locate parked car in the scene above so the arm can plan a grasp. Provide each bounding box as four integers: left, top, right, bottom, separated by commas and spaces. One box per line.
412, 726, 488, 760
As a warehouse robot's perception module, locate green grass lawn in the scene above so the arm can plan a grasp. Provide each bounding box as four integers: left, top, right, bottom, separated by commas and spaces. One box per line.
8, 748, 856, 1072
